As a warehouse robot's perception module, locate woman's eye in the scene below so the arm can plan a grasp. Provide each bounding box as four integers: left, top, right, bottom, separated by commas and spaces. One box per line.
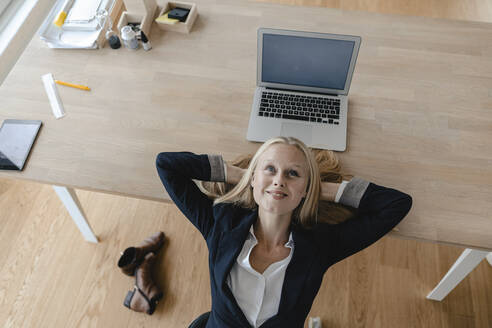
265, 166, 298, 177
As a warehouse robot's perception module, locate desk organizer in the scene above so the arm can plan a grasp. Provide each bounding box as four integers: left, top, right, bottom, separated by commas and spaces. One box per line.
117, 0, 158, 37
39, 0, 125, 49
98, 0, 125, 47
155, 1, 197, 34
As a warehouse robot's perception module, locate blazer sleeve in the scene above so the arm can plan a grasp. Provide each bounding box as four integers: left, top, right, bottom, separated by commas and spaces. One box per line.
155, 152, 226, 239
315, 177, 413, 270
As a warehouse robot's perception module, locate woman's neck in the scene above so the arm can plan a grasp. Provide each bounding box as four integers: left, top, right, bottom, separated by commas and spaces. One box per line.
254, 209, 292, 252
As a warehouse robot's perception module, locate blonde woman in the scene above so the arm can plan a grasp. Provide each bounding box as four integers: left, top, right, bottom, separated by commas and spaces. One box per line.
156, 136, 412, 328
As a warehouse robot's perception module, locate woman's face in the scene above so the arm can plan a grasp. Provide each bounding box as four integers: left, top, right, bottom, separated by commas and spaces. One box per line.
251, 144, 309, 217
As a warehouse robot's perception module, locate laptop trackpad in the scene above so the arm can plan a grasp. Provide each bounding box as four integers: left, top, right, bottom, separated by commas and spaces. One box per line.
280, 122, 312, 144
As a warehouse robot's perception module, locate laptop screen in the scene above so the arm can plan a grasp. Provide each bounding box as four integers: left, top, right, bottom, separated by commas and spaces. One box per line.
261, 33, 355, 91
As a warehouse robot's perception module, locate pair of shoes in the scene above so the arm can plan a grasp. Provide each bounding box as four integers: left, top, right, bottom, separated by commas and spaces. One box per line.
118, 231, 166, 276
118, 231, 165, 315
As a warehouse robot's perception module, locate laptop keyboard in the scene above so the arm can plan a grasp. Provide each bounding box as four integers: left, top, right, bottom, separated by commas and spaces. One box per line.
258, 91, 340, 125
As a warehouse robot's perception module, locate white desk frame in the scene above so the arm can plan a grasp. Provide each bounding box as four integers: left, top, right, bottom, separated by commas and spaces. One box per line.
53, 186, 98, 243
426, 249, 492, 301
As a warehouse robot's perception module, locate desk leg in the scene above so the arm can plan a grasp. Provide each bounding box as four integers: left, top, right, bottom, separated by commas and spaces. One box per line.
53, 185, 98, 243
426, 248, 488, 301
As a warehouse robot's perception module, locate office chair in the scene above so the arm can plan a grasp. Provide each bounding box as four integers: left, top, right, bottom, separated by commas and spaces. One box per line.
188, 311, 211, 328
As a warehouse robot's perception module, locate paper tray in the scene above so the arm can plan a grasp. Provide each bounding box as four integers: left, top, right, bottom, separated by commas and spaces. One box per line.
38, 0, 116, 49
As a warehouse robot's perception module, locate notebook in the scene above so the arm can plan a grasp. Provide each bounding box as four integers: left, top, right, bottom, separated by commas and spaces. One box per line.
246, 28, 361, 151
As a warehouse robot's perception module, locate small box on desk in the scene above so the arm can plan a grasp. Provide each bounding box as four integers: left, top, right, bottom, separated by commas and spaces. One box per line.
155, 1, 197, 34
118, 12, 144, 34
117, 0, 158, 37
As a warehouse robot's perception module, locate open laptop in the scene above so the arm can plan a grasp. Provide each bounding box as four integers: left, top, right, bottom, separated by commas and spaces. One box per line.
246, 28, 361, 151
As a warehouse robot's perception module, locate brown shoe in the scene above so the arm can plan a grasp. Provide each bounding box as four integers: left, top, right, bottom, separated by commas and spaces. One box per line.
123, 252, 163, 315
118, 231, 165, 276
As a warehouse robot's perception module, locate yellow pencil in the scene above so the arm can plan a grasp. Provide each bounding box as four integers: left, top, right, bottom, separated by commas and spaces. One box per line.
55, 80, 91, 91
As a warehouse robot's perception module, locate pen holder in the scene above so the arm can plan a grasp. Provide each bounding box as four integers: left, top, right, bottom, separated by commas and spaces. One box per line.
96, 0, 125, 48
154, 1, 197, 34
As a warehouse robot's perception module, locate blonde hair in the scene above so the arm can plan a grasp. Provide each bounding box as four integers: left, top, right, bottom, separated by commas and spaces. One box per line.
197, 137, 356, 228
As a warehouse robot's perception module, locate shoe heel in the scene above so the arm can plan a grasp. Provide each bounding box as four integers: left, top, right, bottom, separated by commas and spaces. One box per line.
123, 288, 136, 309
146, 291, 163, 315
118, 247, 139, 276
151, 291, 164, 304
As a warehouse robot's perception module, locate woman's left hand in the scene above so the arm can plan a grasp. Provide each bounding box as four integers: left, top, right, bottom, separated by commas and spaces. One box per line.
320, 182, 341, 202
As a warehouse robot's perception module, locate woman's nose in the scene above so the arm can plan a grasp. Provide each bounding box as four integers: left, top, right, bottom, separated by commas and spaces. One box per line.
273, 175, 285, 187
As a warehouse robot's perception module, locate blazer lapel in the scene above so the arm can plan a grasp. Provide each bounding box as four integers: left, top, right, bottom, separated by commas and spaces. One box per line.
216, 208, 258, 288
214, 208, 258, 326
262, 226, 316, 326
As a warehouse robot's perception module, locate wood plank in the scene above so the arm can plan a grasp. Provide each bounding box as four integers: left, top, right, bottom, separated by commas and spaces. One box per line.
1, 178, 490, 327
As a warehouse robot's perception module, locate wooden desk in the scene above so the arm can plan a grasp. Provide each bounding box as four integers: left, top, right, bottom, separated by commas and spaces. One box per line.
1, 0, 491, 301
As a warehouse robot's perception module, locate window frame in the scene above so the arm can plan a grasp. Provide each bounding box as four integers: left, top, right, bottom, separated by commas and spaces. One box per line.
0, 0, 56, 85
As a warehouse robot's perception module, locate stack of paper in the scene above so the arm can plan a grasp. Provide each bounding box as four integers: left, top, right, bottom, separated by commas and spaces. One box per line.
39, 0, 115, 49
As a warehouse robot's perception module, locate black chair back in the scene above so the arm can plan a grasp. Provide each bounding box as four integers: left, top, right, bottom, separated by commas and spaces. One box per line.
188, 311, 211, 328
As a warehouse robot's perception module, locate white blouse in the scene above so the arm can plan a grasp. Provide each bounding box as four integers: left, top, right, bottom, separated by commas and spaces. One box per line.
226, 224, 294, 327
226, 181, 349, 327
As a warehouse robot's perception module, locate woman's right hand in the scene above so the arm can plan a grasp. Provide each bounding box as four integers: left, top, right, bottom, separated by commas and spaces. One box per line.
226, 164, 246, 185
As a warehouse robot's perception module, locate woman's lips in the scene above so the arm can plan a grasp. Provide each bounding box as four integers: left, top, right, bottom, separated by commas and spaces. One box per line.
266, 191, 287, 199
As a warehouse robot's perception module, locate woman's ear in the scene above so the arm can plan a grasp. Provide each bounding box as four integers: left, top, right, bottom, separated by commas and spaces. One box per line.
250, 173, 255, 188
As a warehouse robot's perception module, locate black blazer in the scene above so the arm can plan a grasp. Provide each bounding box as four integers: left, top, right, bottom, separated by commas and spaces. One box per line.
156, 152, 412, 328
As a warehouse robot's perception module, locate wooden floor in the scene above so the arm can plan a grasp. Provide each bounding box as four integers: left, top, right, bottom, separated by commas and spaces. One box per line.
1, 1, 492, 327
1, 179, 491, 328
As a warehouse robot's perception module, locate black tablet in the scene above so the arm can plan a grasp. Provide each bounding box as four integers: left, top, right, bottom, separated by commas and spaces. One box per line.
0, 119, 42, 171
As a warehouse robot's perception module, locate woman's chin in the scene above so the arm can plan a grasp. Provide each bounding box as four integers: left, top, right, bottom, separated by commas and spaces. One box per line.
259, 205, 294, 217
